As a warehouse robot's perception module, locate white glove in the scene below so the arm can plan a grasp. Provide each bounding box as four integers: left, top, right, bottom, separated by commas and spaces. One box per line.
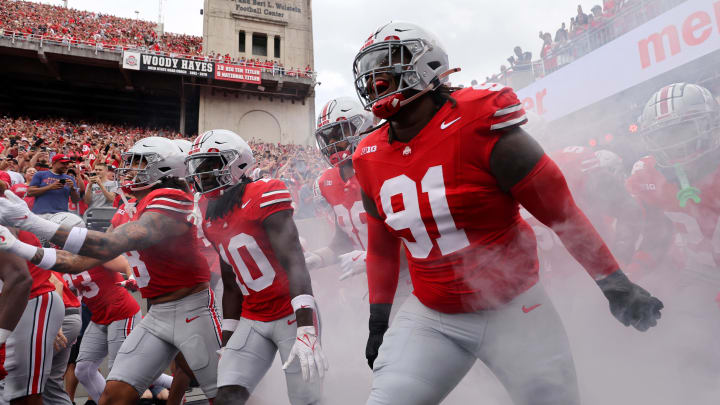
338, 250, 367, 281
0, 224, 36, 260
0, 190, 59, 240
282, 326, 328, 381
304, 251, 323, 270
0, 225, 19, 252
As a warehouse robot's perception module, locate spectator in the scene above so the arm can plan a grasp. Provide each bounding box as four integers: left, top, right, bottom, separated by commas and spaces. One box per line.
82, 163, 117, 209
508, 46, 532, 69
576, 5, 589, 25
27, 153, 80, 216
555, 22, 568, 43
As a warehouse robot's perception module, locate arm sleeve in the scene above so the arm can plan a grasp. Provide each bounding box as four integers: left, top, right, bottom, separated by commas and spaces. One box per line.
366, 215, 401, 304
488, 87, 528, 131
511, 154, 619, 280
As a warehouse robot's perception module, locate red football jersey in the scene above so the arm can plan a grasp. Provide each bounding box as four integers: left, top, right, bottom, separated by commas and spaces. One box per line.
318, 167, 368, 250
19, 231, 55, 299
201, 179, 294, 322
54, 271, 81, 308
63, 266, 139, 325
352, 84, 538, 313
111, 188, 210, 299
626, 155, 720, 274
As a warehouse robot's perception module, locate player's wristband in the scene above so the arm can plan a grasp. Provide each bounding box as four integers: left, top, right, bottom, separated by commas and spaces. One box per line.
0, 328, 11, 345
62, 227, 88, 254
291, 294, 317, 313
222, 319, 239, 332
37, 248, 57, 270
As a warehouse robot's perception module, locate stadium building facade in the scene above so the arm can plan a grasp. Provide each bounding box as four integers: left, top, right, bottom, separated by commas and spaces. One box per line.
200, 0, 315, 144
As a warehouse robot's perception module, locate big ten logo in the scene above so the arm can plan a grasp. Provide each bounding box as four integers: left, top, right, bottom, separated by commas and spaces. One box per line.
521, 88, 548, 116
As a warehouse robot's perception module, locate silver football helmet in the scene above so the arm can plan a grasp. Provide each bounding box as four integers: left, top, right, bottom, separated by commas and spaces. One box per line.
185, 129, 255, 198
639, 82, 720, 167
315, 97, 373, 166
352, 21, 450, 109
117, 137, 186, 192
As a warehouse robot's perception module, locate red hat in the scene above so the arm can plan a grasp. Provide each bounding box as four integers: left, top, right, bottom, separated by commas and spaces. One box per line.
0, 170, 11, 185
52, 154, 71, 164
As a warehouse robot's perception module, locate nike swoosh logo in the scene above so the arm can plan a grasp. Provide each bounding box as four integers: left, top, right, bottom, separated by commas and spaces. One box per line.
215, 141, 227, 144
522, 304, 541, 314
440, 117, 461, 130
300, 305, 310, 309
241, 199, 251, 209
287, 319, 297, 325
185, 316, 200, 323
352, 254, 363, 262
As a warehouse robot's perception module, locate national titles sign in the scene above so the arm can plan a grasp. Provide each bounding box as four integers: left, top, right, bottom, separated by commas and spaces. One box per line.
233, 0, 303, 23
214, 63, 262, 84
122, 51, 214, 78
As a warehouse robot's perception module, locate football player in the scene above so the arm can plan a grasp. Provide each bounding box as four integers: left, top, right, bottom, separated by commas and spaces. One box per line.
0, 171, 64, 405
305, 97, 375, 279
626, 82, 720, 376
350, 21, 663, 405
0, 137, 220, 405
185, 129, 327, 405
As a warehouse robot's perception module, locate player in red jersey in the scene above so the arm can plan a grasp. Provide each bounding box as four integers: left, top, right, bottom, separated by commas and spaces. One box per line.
0, 137, 220, 405
626, 82, 720, 379
185, 129, 327, 405
350, 21, 663, 405
0, 171, 65, 405
305, 97, 374, 277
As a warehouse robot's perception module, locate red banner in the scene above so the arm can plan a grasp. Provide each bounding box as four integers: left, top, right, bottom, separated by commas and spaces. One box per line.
214, 63, 262, 84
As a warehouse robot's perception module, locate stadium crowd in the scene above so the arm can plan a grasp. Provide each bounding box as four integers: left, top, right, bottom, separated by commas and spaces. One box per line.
488, 0, 683, 83
0, 115, 325, 219
0, 0, 313, 76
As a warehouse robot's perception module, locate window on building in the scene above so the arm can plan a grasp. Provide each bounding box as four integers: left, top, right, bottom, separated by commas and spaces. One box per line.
238, 31, 246, 53
252, 33, 267, 56
274, 36, 281, 58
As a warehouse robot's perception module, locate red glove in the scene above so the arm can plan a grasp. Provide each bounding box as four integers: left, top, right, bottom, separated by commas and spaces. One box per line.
116, 278, 139, 292
0, 343, 7, 380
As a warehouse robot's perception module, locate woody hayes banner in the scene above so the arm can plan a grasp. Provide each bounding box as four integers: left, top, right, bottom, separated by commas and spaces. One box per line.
122, 51, 214, 78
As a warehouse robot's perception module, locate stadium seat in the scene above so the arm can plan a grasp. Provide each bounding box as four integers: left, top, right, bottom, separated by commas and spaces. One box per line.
83, 207, 118, 232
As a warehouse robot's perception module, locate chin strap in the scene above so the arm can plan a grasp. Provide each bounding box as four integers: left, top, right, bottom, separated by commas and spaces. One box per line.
371, 68, 461, 119
674, 164, 701, 207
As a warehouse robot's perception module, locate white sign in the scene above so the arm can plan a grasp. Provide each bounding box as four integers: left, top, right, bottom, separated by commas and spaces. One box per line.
122, 51, 141, 71
516, 0, 720, 122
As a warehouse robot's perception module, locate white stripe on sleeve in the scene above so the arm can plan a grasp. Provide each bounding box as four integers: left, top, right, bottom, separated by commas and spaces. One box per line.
259, 198, 293, 208
490, 114, 527, 130
493, 103, 522, 117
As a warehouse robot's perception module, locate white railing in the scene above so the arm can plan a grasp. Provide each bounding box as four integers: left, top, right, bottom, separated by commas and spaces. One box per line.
0, 30, 316, 81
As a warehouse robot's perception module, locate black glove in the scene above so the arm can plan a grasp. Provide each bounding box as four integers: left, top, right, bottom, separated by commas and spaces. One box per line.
366, 303, 391, 369
596, 270, 663, 331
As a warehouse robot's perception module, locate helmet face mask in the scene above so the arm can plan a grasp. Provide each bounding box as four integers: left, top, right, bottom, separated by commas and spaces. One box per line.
354, 40, 427, 108
642, 117, 719, 167
315, 117, 363, 166
185, 130, 255, 198
639, 83, 720, 168
117, 152, 162, 191
352, 22, 449, 111
314, 97, 373, 167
